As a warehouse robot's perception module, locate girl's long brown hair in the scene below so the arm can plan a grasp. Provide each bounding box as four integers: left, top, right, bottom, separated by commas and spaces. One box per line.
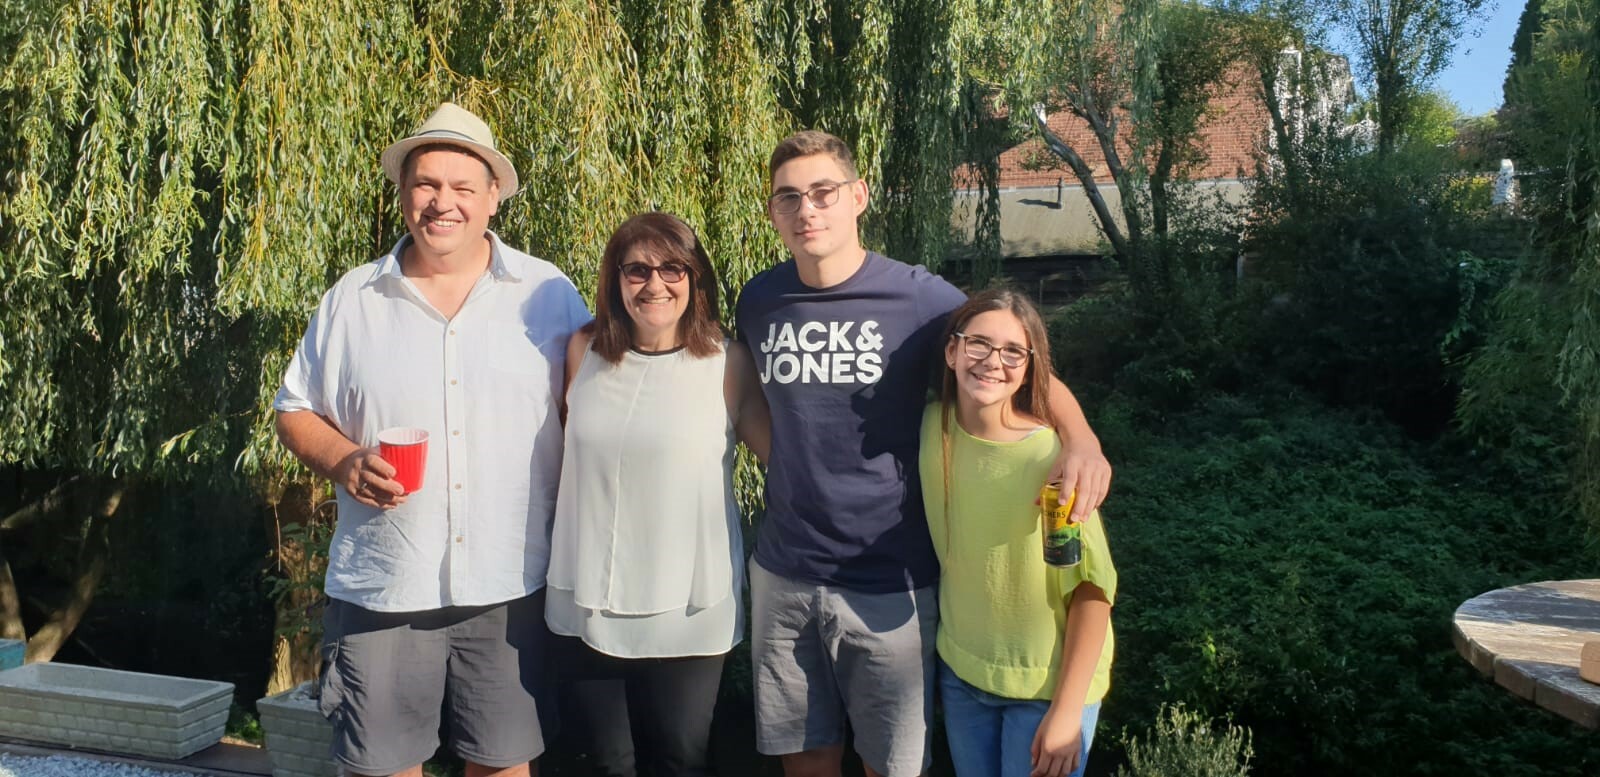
935, 289, 1057, 553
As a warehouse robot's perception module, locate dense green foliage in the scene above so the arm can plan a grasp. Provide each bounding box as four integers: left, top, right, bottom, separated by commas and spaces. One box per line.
1080, 388, 1600, 775
1244, 147, 1510, 433
1507, 0, 1546, 75
1051, 53, 1521, 436
1459, 0, 1600, 535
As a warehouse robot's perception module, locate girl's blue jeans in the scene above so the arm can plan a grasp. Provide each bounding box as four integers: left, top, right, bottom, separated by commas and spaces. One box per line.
939, 659, 1100, 777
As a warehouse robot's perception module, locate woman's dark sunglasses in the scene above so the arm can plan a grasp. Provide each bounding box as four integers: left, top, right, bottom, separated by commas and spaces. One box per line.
620, 262, 691, 283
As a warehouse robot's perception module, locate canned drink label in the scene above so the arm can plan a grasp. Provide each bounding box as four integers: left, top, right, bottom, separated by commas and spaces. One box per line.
1040, 483, 1082, 567
1044, 528, 1082, 567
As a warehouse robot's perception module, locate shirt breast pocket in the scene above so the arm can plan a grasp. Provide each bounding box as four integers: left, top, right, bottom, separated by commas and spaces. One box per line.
488, 330, 551, 376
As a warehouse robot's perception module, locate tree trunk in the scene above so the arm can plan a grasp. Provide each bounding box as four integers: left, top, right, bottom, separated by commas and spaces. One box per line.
24, 480, 123, 663
1032, 105, 1132, 258
267, 631, 322, 695
0, 550, 24, 641
1080, 99, 1145, 248
1142, 141, 1176, 305
2, 479, 80, 641
1373, 26, 1409, 157
1151, 141, 1174, 241
264, 478, 330, 695
1257, 62, 1303, 206
1, 476, 79, 531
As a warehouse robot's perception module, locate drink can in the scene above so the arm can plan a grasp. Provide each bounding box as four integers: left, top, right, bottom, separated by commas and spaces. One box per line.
1040, 482, 1081, 567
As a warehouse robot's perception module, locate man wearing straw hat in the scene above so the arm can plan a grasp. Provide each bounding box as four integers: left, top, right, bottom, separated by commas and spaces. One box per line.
274, 103, 590, 777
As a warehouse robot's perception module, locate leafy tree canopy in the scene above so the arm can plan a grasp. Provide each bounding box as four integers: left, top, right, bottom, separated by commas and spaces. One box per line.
0, 0, 1033, 490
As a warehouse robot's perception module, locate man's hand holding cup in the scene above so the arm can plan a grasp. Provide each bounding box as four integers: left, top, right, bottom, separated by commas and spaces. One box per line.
336, 447, 408, 509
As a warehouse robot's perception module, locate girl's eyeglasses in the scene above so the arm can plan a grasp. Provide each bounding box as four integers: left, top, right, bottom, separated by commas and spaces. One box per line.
952, 332, 1031, 368
620, 262, 691, 284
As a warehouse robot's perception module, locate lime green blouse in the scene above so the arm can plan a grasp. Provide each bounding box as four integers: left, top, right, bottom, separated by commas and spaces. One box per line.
919, 404, 1118, 702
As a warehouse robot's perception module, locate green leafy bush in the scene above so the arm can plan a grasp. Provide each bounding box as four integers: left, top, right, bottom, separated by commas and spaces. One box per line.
1455, 276, 1577, 497
1115, 703, 1252, 777
1051, 192, 1254, 413
1242, 145, 1516, 435
225, 703, 263, 745
1085, 389, 1600, 776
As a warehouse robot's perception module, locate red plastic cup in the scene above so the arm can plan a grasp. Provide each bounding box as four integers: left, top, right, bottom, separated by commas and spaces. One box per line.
378, 427, 429, 494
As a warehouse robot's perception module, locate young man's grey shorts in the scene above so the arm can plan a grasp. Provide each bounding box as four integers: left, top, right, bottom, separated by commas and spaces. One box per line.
318, 589, 551, 774
750, 559, 938, 777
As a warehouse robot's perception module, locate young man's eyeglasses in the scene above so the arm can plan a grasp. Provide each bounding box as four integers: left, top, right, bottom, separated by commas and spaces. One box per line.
767, 180, 859, 215
619, 262, 691, 284
952, 332, 1032, 368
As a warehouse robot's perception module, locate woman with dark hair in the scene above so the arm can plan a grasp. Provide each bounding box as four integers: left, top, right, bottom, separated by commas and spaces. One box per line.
545, 212, 769, 777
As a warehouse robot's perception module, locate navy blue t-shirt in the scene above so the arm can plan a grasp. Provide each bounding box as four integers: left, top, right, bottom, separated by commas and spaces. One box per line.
736, 251, 966, 592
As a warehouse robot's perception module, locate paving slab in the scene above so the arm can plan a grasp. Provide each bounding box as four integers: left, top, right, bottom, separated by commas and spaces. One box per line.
0, 738, 270, 777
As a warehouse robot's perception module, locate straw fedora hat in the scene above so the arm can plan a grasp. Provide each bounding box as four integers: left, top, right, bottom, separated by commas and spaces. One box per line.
381, 102, 520, 201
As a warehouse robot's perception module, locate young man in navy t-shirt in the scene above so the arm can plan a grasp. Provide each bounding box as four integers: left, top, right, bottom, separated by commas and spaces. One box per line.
736, 130, 1113, 777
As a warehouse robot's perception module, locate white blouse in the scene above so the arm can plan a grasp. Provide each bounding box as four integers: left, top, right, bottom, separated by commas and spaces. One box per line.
545, 343, 745, 657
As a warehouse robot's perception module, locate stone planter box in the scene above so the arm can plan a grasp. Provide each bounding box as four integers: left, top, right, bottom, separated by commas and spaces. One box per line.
0, 639, 22, 671
0, 663, 232, 759
257, 682, 337, 777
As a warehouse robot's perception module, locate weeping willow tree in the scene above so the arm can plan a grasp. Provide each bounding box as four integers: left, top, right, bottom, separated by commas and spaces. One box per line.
0, 0, 1032, 689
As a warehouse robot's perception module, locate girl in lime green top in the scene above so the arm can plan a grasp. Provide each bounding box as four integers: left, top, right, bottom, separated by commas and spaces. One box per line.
921, 289, 1117, 777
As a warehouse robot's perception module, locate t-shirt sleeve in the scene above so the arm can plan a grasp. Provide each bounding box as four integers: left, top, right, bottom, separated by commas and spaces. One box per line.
911, 270, 968, 397
1057, 511, 1118, 606
272, 298, 332, 416
915, 269, 967, 347
922, 272, 968, 324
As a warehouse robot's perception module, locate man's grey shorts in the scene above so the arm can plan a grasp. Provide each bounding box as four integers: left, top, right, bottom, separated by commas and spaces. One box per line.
318, 589, 550, 775
750, 559, 938, 777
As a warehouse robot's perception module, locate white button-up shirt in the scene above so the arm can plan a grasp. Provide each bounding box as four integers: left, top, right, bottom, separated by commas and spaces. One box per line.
274, 233, 591, 612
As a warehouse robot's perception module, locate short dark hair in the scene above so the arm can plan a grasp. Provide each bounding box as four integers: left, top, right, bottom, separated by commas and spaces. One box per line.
588, 212, 724, 363
768, 130, 858, 187
401, 142, 496, 184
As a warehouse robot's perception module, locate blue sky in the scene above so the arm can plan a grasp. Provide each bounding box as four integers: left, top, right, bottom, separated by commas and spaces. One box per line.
1430, 0, 1523, 116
